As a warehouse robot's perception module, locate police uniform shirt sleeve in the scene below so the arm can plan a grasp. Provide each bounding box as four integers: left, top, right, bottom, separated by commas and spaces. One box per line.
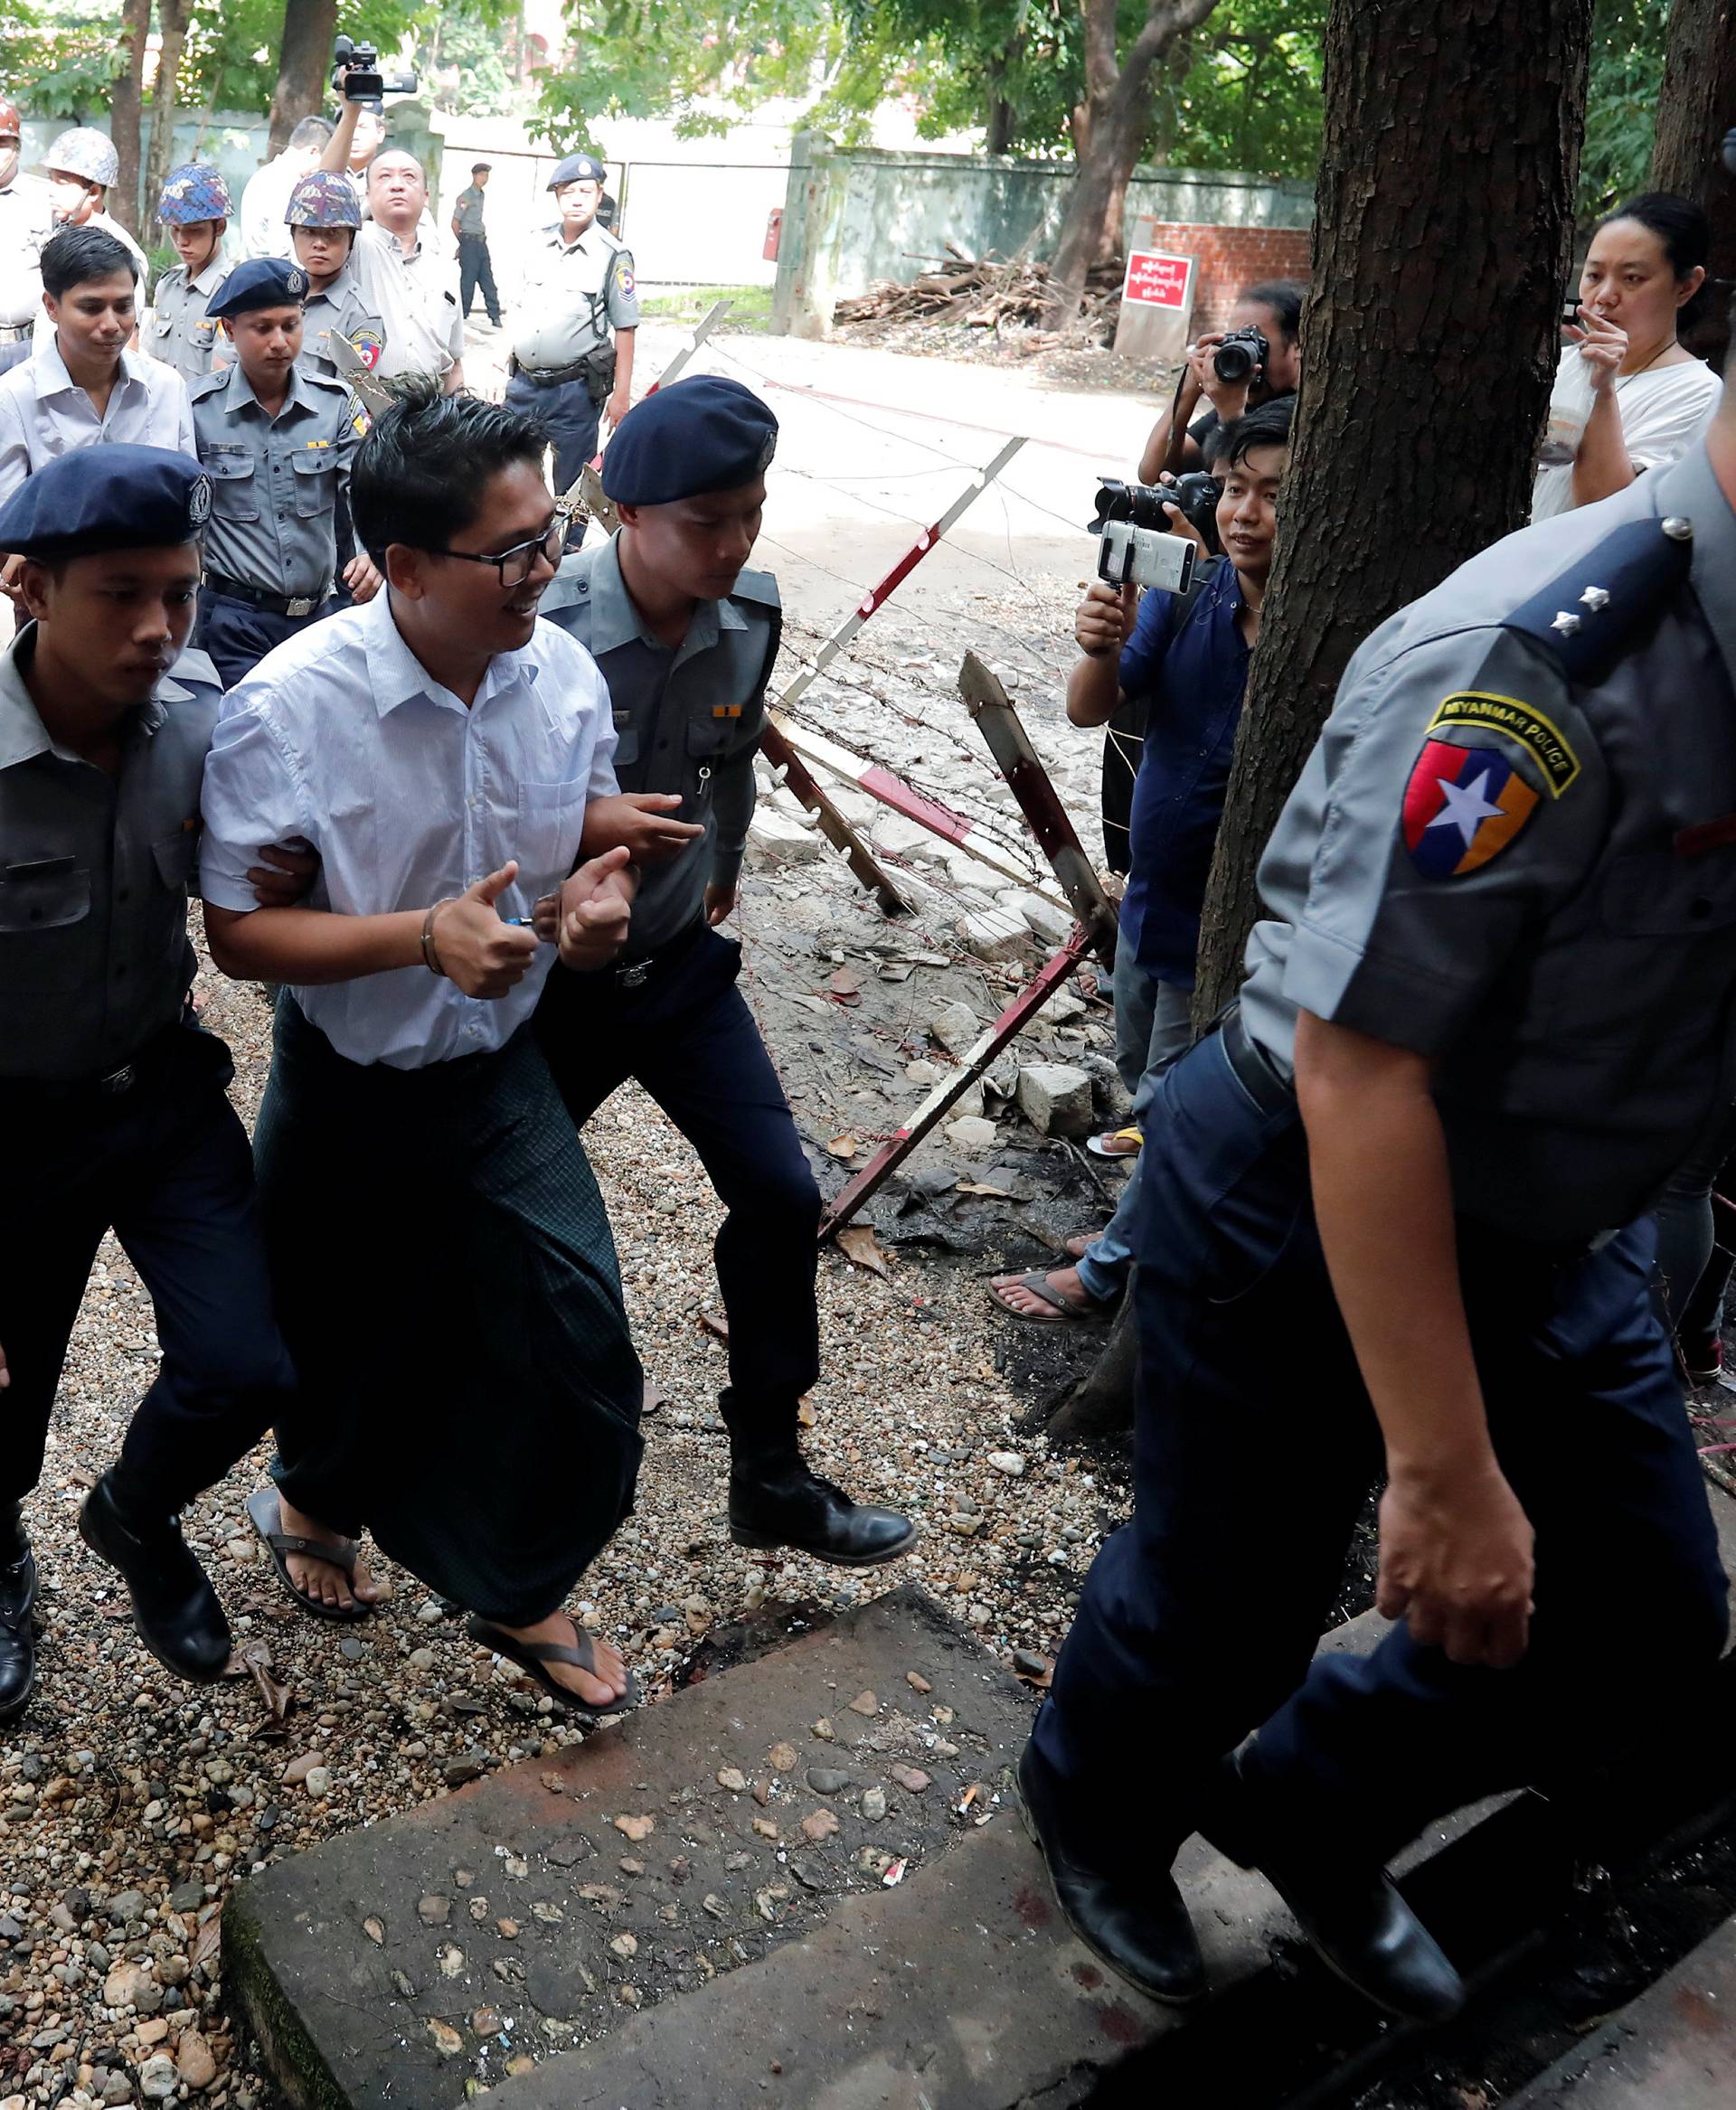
1276, 626, 1610, 1057
0, 381, 29, 509
604, 243, 640, 330
197, 700, 315, 913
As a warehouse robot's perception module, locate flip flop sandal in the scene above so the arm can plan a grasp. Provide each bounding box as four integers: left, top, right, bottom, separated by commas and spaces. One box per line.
245, 1486, 373, 1625
986, 1270, 1115, 1324
1061, 1234, 1094, 1261
1086, 1127, 1143, 1160
466, 1613, 642, 1724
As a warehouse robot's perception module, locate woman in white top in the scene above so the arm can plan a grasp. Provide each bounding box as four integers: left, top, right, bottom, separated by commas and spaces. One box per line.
1533, 191, 1722, 522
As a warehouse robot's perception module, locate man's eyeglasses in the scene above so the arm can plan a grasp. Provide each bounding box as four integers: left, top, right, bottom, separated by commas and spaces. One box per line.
429, 509, 571, 588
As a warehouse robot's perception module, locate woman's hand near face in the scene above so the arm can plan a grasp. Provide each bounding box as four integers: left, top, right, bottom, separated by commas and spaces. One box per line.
1567, 306, 1629, 397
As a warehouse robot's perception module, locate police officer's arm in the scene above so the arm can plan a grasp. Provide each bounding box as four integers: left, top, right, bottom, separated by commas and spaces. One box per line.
0, 393, 31, 598
199, 706, 537, 998
333, 419, 382, 599
1280, 626, 1609, 1666
1296, 1012, 1536, 1669
603, 248, 640, 429
1067, 580, 1146, 726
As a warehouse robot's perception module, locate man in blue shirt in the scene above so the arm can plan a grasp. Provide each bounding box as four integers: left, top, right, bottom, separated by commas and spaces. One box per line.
991, 398, 1293, 1322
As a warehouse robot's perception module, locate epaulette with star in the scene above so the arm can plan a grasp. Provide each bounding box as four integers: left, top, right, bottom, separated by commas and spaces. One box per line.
1500, 510, 1695, 683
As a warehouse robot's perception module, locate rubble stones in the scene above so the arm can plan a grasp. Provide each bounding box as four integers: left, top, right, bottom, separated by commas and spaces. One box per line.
944, 1116, 998, 1153
1016, 1062, 1094, 1137
748, 807, 826, 864
928, 1000, 981, 1057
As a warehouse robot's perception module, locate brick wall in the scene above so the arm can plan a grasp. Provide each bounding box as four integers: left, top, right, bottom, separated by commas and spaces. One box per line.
1132, 221, 1313, 334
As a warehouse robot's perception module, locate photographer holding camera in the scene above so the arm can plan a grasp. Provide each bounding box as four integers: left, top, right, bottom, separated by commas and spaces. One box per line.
990, 396, 1293, 1323
1138, 279, 1302, 485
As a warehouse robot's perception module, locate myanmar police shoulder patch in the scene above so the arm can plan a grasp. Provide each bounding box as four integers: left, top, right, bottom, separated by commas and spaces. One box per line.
1426, 691, 1580, 796
1400, 690, 1579, 880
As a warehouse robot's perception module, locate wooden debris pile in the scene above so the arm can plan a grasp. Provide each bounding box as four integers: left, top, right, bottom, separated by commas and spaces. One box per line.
833, 242, 1124, 341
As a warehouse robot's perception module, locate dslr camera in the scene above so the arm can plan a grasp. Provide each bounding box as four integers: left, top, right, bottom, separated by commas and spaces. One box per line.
332, 34, 419, 100
1212, 323, 1269, 385
1090, 480, 1201, 595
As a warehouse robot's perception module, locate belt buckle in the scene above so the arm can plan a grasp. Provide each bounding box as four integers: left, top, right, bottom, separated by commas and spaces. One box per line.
99, 1062, 137, 1097
616, 959, 650, 989
286, 596, 316, 617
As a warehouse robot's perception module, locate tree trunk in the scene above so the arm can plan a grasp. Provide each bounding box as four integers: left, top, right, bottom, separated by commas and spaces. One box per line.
143, 0, 192, 224
268, 0, 342, 157
1044, 0, 1225, 325
1191, 0, 1597, 1022
1651, 0, 1736, 372
1040, 0, 1597, 1444
110, 0, 152, 237
1021, 1289, 1139, 1448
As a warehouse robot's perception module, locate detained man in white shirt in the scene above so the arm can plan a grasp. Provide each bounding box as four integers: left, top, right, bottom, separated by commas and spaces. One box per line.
199, 383, 646, 1719
0, 227, 195, 603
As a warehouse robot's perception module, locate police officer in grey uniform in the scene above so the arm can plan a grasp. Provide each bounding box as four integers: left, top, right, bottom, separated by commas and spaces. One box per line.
0, 445, 303, 1722
0, 96, 47, 378
150, 162, 235, 387
1021, 400, 1736, 2020
505, 152, 638, 495
189, 257, 377, 686
537, 377, 915, 1568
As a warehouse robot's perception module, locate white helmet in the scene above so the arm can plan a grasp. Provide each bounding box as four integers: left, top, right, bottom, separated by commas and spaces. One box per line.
45, 127, 119, 189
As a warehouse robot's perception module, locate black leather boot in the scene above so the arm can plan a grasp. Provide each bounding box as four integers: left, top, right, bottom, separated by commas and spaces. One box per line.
1014, 1738, 1207, 2003
1200, 1745, 1465, 2022
723, 1393, 917, 1567
0, 1502, 37, 1725
79, 1471, 231, 1683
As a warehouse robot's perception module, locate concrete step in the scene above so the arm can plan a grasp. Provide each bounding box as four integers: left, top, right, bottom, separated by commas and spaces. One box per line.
1505, 1915, 1736, 2108
228, 1486, 1736, 2110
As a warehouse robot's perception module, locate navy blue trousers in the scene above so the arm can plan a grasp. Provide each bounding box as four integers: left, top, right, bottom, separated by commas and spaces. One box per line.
505, 372, 600, 497
533, 927, 822, 1429
1033, 1025, 1730, 1870
193, 589, 335, 691
0, 1022, 295, 1516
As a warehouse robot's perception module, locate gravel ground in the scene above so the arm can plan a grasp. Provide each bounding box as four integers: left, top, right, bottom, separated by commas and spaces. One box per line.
0, 577, 1135, 2108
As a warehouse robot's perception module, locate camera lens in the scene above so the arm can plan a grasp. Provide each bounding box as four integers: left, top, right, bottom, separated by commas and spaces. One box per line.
1213, 343, 1255, 384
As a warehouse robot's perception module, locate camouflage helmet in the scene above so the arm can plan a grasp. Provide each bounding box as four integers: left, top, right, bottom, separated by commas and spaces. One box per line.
285, 170, 361, 230
44, 126, 119, 189
156, 161, 232, 225
0, 99, 22, 143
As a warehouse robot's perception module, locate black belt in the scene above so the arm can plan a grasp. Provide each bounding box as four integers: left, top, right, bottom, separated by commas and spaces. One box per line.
610, 916, 708, 989
204, 571, 332, 620
0, 322, 29, 344
1219, 1003, 1293, 1117
0, 1016, 189, 1107
513, 356, 596, 388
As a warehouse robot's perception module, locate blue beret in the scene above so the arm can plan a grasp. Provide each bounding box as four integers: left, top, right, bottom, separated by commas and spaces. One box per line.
601, 376, 778, 505
0, 444, 212, 560
548, 153, 607, 190
206, 257, 308, 318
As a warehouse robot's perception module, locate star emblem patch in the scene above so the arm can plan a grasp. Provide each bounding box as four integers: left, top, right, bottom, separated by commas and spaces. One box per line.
1401, 741, 1539, 878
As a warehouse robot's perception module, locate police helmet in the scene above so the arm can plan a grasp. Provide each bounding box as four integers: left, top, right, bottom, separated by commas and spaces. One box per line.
285, 170, 362, 230
0, 99, 22, 143
45, 127, 119, 189
156, 161, 232, 226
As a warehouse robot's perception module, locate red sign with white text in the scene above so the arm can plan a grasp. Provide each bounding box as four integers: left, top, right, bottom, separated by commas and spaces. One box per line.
1123, 250, 1192, 309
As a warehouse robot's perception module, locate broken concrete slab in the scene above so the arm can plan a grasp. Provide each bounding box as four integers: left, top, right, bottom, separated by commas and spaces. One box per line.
748, 806, 826, 863
1016, 1062, 1094, 1137
1506, 1916, 1736, 2108
958, 906, 1030, 964
928, 997, 982, 1056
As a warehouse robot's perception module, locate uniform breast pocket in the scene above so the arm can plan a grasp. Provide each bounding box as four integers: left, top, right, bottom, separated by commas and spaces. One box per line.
203, 447, 259, 523
1547, 848, 1736, 1045
151, 314, 175, 350
0, 859, 92, 992
291, 448, 337, 518
516, 777, 586, 888
684, 718, 729, 806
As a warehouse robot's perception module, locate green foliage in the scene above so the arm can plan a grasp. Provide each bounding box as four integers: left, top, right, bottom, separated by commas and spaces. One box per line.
0, 1, 127, 120
1579, 0, 1671, 219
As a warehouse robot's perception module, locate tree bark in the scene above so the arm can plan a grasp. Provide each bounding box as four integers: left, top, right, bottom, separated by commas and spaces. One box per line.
110, 0, 152, 237
1651, 0, 1736, 372
1191, 0, 1597, 1022
268, 0, 342, 157
1044, 0, 1224, 325
144, 0, 192, 223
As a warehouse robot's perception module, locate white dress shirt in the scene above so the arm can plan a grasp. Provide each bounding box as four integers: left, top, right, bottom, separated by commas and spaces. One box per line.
0, 176, 52, 331
199, 589, 620, 1069
350, 221, 464, 381
0, 341, 196, 509
241, 154, 301, 261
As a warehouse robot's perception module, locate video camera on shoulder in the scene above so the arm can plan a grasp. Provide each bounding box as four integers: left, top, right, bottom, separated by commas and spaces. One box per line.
1090, 476, 1222, 593
332, 34, 419, 100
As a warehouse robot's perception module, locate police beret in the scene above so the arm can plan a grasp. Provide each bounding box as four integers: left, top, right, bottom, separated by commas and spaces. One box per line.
548, 152, 607, 190
601, 376, 778, 505
206, 256, 307, 318
0, 444, 212, 560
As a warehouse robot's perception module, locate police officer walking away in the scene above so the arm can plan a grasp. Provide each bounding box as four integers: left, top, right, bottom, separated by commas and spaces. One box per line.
0, 446, 303, 1721
1019, 380, 1736, 2021
150, 163, 235, 387
452, 161, 501, 329
505, 153, 637, 493
538, 377, 916, 1568
189, 258, 380, 686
